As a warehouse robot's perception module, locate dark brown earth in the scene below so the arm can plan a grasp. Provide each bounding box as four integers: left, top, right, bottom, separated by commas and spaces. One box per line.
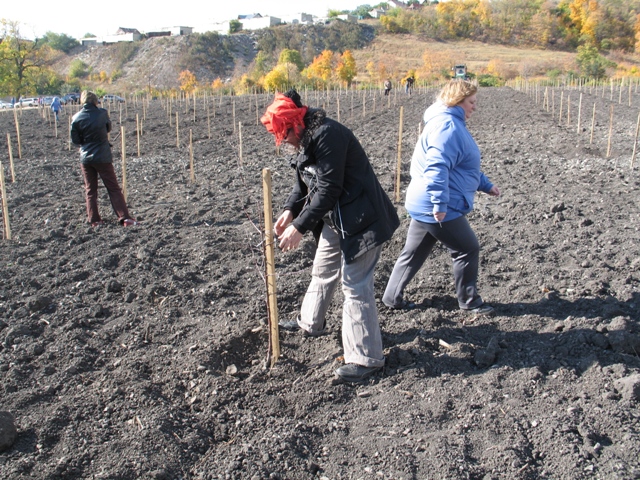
0, 86, 639, 480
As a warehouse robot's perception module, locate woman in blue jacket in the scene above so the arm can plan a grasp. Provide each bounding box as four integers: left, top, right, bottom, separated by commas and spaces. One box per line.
383, 80, 500, 314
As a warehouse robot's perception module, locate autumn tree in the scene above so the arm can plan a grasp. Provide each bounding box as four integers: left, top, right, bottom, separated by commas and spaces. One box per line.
304, 50, 336, 87
0, 20, 54, 97
335, 50, 357, 86
278, 49, 304, 71
179, 70, 198, 93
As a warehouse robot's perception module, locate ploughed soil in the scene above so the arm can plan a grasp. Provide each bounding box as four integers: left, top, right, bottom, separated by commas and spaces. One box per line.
0, 86, 639, 480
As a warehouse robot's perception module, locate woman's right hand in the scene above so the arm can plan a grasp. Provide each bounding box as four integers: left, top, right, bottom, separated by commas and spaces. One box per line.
274, 210, 294, 236
434, 211, 446, 222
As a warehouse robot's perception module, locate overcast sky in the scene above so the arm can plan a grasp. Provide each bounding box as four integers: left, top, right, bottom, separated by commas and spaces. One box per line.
4, 0, 370, 40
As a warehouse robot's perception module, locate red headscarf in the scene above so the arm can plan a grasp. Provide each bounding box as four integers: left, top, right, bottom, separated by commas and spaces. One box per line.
260, 93, 308, 145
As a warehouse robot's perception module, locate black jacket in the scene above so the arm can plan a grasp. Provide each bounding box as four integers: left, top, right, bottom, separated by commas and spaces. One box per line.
284, 109, 399, 263
70, 103, 113, 164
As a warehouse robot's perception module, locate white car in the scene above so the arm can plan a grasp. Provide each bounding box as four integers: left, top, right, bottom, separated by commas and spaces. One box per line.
102, 94, 125, 104
19, 97, 39, 107
0, 101, 15, 109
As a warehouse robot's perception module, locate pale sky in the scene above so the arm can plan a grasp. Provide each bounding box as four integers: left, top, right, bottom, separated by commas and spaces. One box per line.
4, 0, 371, 40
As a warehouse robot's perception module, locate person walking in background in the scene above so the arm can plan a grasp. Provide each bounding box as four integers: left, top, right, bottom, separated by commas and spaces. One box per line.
51, 96, 62, 122
261, 89, 400, 383
384, 78, 392, 96
71, 90, 138, 228
405, 75, 415, 95
383, 79, 500, 314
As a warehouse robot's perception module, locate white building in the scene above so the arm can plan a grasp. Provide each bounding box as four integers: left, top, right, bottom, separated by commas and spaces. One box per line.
239, 15, 282, 30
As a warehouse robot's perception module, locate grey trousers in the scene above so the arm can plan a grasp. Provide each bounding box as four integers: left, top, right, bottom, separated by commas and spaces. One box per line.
298, 223, 385, 368
382, 216, 483, 310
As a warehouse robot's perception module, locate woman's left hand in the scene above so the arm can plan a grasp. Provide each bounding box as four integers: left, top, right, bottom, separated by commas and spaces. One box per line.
278, 225, 303, 252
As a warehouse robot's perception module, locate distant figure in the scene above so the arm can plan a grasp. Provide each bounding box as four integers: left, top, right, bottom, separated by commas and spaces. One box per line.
384, 79, 392, 96
405, 76, 415, 95
10, 97, 15, 108
51, 97, 62, 122
71, 90, 138, 228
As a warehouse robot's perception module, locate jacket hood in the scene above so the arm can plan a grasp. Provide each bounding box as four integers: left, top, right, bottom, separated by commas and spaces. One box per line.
423, 100, 465, 125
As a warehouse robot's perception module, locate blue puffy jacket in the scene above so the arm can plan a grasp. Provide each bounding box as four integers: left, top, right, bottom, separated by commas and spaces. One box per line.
405, 101, 493, 223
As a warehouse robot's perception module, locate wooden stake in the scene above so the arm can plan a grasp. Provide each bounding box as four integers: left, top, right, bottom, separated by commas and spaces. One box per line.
262, 168, 280, 368
68, 117, 72, 151
576, 92, 582, 134
590, 103, 596, 145
207, 106, 211, 139
606, 105, 614, 158
238, 121, 243, 166
558, 91, 564, 123
121, 126, 127, 202
631, 110, 640, 169
395, 106, 404, 203
136, 114, 141, 157
6, 134, 15, 182
13, 109, 22, 159
176, 112, 180, 147
189, 129, 195, 183
233, 100, 236, 134
0, 160, 11, 240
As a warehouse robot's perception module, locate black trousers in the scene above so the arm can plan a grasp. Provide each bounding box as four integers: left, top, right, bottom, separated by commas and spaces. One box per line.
382, 216, 483, 309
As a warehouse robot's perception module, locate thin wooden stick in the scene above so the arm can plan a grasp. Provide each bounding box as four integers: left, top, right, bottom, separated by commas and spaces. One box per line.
262, 168, 280, 368
238, 121, 243, 166
0, 159, 11, 240
136, 114, 141, 157
6, 134, 15, 182
589, 103, 596, 145
606, 105, 614, 158
176, 112, 180, 147
395, 106, 404, 203
576, 92, 582, 134
121, 126, 127, 202
189, 129, 195, 183
631, 110, 640, 169
13, 109, 22, 159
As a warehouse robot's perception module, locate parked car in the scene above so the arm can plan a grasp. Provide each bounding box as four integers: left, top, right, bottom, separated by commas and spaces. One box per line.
102, 94, 126, 104
19, 97, 39, 107
42, 96, 55, 106
62, 93, 80, 104
0, 100, 14, 109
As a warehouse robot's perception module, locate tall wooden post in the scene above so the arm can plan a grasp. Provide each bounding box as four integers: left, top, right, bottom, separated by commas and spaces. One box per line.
0, 160, 11, 240
262, 168, 280, 368
121, 127, 127, 202
395, 106, 404, 203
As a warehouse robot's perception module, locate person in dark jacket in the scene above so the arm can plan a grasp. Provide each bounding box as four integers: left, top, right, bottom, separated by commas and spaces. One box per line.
261, 89, 400, 383
71, 90, 137, 227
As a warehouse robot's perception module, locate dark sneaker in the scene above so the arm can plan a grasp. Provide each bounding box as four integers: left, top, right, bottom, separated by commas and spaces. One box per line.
464, 304, 495, 316
279, 319, 326, 337
278, 319, 300, 332
122, 218, 139, 227
335, 363, 382, 382
383, 299, 416, 310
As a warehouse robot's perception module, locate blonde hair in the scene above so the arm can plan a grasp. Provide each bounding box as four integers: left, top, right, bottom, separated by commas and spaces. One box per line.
81, 90, 99, 105
437, 80, 477, 107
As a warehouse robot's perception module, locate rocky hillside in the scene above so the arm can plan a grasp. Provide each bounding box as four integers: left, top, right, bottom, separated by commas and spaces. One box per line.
51, 22, 375, 92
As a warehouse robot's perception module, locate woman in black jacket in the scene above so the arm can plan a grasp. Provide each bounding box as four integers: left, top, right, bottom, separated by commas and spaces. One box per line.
71, 90, 137, 227
261, 90, 399, 383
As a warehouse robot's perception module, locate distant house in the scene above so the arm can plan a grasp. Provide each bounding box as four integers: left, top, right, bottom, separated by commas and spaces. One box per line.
335, 14, 358, 23
280, 13, 314, 25
239, 14, 282, 30
387, 0, 407, 9
162, 26, 193, 36
80, 27, 142, 46
369, 8, 386, 18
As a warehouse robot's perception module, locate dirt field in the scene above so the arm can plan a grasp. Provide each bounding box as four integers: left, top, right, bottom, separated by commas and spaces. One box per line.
0, 86, 639, 480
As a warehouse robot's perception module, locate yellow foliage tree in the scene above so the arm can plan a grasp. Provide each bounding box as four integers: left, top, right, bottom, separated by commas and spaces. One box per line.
335, 50, 357, 86
179, 70, 198, 93
304, 50, 336, 86
211, 78, 224, 90
263, 63, 301, 92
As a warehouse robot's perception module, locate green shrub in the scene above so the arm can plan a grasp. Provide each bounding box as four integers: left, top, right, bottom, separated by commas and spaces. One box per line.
69, 59, 89, 79
477, 74, 504, 87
